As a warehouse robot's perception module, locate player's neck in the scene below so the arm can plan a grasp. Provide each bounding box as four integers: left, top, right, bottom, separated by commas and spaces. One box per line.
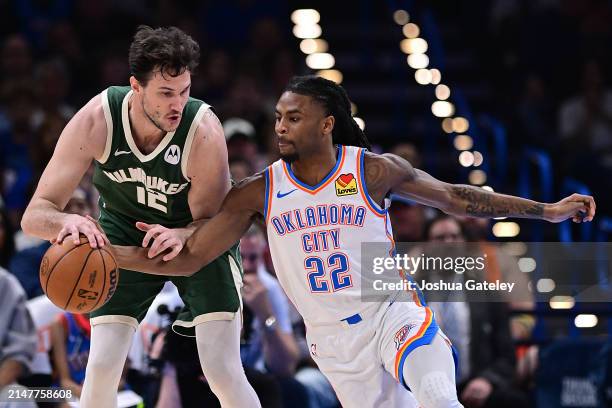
291, 145, 338, 186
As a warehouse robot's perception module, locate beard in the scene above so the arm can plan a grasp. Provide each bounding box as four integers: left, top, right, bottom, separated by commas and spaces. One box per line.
142, 98, 171, 132
280, 151, 299, 163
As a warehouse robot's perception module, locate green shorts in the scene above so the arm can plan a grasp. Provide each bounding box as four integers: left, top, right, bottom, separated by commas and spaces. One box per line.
90, 225, 243, 337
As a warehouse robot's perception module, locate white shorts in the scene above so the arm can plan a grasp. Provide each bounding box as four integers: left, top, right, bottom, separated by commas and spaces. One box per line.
305, 299, 441, 408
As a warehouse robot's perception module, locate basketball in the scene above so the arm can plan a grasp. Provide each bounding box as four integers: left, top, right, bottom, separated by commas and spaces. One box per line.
39, 236, 119, 314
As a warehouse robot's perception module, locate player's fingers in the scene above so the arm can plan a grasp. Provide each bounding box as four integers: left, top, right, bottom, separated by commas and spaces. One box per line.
93, 231, 106, 248
148, 234, 173, 258
56, 227, 70, 244
69, 226, 81, 246
82, 228, 99, 248
162, 245, 182, 262
136, 221, 153, 232
142, 226, 166, 248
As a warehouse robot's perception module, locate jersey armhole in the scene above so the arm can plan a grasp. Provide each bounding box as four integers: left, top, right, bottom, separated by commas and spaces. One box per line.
97, 89, 114, 164
181, 103, 211, 181
264, 166, 274, 225
356, 148, 387, 217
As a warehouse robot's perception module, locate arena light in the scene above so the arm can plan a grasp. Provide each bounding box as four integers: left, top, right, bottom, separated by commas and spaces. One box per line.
435, 84, 450, 100
414, 69, 432, 85
502, 242, 527, 256
482, 185, 494, 192
306, 53, 335, 69
453, 135, 473, 150
536, 278, 556, 293
442, 118, 454, 133
291, 9, 320, 25
473, 151, 483, 167
469, 169, 487, 184
393, 10, 410, 25
492, 222, 520, 238
550, 296, 575, 310
518, 257, 536, 273
430, 69, 441, 84
293, 24, 322, 39
350, 102, 358, 115
317, 69, 343, 84
575, 314, 598, 328
354, 117, 365, 130
407, 53, 429, 69
452, 117, 469, 133
458, 151, 474, 167
400, 38, 428, 54
300, 39, 328, 54
431, 100, 454, 117
402, 23, 420, 38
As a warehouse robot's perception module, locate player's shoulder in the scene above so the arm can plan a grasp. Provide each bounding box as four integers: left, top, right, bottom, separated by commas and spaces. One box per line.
362, 151, 417, 190
224, 171, 267, 213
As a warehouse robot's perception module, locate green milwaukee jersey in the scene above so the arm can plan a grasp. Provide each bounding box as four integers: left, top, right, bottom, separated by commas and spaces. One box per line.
93, 86, 210, 236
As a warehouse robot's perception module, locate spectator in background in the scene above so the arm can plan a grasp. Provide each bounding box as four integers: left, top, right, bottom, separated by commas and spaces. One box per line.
559, 60, 612, 208
0, 208, 15, 269
223, 117, 267, 172
424, 214, 529, 408
49, 313, 91, 400
240, 226, 309, 407
0, 81, 38, 228
516, 74, 556, 151
0, 267, 37, 408
388, 200, 427, 242
32, 59, 75, 130
0, 34, 32, 83
229, 157, 255, 183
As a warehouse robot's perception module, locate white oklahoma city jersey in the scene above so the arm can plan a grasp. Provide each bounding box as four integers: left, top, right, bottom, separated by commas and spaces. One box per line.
264, 145, 395, 325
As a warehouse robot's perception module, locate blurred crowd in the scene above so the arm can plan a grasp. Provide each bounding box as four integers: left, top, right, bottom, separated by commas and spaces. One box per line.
0, 1, 610, 407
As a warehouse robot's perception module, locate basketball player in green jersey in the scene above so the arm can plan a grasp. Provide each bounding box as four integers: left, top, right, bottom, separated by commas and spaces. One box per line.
21, 26, 261, 408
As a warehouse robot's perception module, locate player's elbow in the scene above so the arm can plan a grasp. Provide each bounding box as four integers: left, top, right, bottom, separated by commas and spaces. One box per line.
20, 210, 36, 236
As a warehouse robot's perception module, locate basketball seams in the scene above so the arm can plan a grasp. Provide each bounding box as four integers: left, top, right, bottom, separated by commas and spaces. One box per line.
63, 249, 97, 310
43, 241, 89, 295
90, 249, 107, 311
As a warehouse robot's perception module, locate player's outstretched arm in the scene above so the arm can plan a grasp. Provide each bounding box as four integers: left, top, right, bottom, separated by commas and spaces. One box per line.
364, 152, 596, 223
21, 94, 109, 247
136, 109, 233, 261
113, 173, 266, 276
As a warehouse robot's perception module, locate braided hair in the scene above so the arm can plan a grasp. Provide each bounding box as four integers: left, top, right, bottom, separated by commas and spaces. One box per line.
284, 75, 371, 150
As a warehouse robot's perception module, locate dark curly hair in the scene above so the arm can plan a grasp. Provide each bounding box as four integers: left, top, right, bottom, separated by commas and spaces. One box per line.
284, 75, 371, 150
128, 25, 200, 85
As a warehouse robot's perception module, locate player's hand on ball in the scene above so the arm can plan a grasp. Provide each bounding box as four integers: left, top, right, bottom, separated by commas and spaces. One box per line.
56, 214, 109, 248
136, 221, 188, 261
545, 193, 596, 223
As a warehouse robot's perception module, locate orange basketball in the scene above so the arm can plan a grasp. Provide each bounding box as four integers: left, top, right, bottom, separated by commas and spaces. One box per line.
40, 236, 119, 313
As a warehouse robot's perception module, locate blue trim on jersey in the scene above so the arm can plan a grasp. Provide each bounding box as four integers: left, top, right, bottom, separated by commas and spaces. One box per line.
342, 313, 363, 325
284, 145, 344, 191
358, 148, 387, 216
397, 318, 439, 390
263, 168, 270, 223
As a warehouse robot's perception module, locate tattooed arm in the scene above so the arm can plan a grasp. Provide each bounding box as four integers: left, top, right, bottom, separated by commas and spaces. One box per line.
363, 152, 596, 223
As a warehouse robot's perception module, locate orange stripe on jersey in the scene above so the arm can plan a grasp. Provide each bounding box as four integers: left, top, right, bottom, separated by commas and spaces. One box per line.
265, 167, 274, 225
282, 146, 346, 194
394, 306, 433, 379
356, 149, 386, 218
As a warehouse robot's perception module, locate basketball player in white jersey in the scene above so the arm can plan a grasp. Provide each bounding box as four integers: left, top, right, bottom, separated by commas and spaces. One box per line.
114, 76, 596, 408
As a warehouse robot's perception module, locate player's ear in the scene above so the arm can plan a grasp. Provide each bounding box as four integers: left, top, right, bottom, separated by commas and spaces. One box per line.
322, 115, 335, 137
129, 76, 141, 94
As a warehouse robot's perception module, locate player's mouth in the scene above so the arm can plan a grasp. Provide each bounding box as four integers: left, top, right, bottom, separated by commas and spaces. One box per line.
278, 137, 293, 148
167, 114, 181, 124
